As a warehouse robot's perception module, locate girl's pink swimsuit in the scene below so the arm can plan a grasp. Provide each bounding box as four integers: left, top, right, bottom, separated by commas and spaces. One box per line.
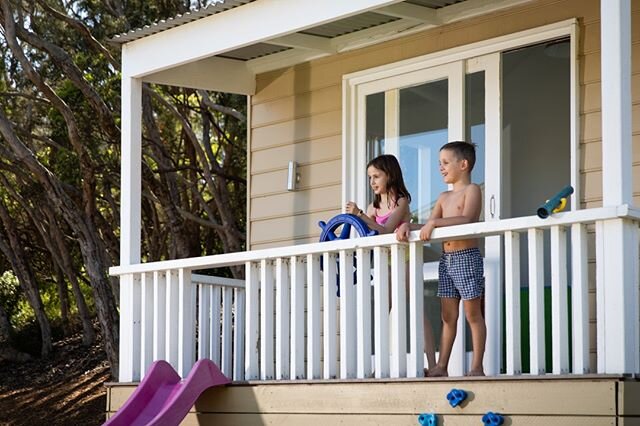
374, 208, 407, 229
375, 209, 394, 225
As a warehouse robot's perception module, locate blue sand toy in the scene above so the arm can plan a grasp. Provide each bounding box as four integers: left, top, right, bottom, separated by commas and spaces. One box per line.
417, 413, 437, 426
446, 388, 468, 408
318, 214, 377, 296
536, 185, 574, 219
481, 411, 504, 425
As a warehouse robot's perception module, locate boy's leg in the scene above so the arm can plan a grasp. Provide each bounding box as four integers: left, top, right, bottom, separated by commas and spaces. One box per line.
429, 297, 459, 377
463, 297, 486, 376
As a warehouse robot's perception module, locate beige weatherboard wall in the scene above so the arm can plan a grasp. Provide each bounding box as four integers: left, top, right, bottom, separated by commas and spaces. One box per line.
248, 0, 640, 251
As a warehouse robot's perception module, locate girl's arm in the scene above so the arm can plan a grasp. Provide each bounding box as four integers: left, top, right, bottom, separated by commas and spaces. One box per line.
369, 197, 409, 234
346, 199, 408, 235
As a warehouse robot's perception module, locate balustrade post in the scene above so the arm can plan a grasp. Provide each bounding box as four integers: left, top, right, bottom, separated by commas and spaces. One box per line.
178, 268, 195, 377
245, 262, 260, 380
118, 273, 141, 382
140, 273, 154, 378
407, 242, 424, 378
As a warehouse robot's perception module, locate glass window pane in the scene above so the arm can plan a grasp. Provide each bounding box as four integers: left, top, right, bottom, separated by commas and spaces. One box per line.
399, 78, 448, 260
502, 39, 570, 219
366, 92, 385, 161
465, 71, 486, 222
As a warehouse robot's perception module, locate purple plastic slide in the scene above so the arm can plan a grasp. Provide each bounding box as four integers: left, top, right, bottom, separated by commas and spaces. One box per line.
104, 359, 230, 426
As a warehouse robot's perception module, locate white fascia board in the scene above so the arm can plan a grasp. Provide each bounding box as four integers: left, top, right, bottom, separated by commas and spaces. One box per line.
122, 0, 404, 78
377, 3, 440, 24
144, 56, 256, 94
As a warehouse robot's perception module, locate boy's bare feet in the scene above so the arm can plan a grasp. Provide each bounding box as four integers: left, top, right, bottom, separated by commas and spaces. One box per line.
465, 369, 485, 376
426, 366, 448, 377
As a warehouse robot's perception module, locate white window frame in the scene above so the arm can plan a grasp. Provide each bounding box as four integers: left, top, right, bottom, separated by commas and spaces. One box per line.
342, 18, 579, 214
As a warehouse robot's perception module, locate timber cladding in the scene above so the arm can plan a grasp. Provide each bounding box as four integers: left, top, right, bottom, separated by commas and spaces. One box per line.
105, 377, 639, 425
248, 0, 640, 249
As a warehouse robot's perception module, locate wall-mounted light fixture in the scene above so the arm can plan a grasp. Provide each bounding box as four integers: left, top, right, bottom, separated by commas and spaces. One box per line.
287, 161, 300, 191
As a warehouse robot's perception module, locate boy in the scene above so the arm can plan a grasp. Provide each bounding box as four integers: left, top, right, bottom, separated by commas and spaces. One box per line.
396, 141, 485, 377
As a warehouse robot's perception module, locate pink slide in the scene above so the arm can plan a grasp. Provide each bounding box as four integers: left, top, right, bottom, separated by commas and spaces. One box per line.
104, 359, 230, 426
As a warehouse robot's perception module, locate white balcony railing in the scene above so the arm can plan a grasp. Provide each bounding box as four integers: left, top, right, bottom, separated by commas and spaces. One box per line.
111, 205, 640, 382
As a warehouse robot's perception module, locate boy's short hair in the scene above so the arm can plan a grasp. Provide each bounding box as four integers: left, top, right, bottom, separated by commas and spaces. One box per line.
440, 141, 477, 172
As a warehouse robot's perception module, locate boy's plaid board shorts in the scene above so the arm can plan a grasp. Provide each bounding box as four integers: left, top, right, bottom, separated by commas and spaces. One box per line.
437, 247, 484, 300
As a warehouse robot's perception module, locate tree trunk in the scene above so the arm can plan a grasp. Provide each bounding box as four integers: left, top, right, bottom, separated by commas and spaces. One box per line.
44, 207, 95, 346
0, 107, 117, 375
0, 223, 52, 357
55, 266, 71, 337
0, 303, 30, 363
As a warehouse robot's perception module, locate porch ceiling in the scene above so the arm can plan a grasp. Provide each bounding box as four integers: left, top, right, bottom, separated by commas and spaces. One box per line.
114, 0, 534, 94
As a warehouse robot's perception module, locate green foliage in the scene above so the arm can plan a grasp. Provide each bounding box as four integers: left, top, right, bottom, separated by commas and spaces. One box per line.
0, 271, 20, 318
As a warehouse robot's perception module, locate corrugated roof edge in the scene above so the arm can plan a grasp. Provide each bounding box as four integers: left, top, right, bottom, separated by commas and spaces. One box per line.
109, 0, 252, 45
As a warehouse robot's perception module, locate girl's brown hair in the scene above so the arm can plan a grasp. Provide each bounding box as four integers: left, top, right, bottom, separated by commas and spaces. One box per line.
367, 154, 412, 209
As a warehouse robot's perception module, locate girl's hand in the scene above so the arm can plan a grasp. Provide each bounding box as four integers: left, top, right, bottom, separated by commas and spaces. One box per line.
395, 223, 410, 242
345, 201, 362, 216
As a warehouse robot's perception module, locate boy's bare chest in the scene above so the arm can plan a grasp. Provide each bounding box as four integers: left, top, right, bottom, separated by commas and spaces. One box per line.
441, 191, 465, 216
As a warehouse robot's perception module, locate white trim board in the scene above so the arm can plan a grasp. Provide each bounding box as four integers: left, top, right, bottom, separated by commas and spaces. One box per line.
342, 18, 578, 208
343, 18, 577, 86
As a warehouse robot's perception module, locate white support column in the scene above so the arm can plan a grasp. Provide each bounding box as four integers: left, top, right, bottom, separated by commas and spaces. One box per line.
120, 73, 142, 266
118, 72, 142, 382
601, 0, 632, 207
600, 219, 640, 374
600, 0, 638, 375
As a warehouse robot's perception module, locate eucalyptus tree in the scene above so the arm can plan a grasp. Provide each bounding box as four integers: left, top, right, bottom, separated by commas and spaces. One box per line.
0, 0, 246, 377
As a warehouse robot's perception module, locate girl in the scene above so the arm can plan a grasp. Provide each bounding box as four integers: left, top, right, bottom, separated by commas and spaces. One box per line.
345, 154, 437, 375
345, 154, 411, 234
